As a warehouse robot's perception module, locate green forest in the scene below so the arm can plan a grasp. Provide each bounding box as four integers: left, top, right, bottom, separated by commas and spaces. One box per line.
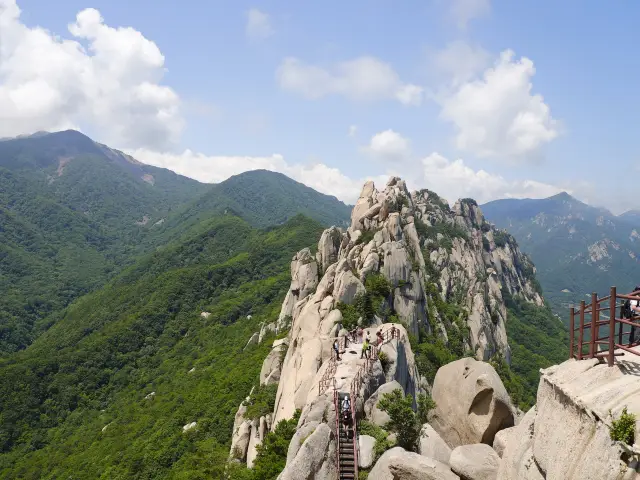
0, 214, 323, 479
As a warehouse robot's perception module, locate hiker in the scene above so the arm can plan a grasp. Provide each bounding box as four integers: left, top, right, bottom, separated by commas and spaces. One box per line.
341, 394, 351, 415
623, 286, 640, 345
631, 286, 640, 315
361, 337, 369, 359
390, 324, 397, 339
333, 339, 341, 361
376, 329, 384, 346
341, 396, 352, 436
349, 327, 358, 344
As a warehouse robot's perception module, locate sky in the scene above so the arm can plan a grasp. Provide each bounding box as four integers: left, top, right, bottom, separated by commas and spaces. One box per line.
1, 0, 639, 213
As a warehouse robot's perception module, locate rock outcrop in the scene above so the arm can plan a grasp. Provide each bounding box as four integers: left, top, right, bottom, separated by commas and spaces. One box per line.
420, 424, 453, 465
277, 423, 338, 480
364, 380, 404, 427
499, 352, 640, 479
430, 358, 515, 448
368, 446, 460, 479
230, 176, 547, 475
450, 444, 500, 480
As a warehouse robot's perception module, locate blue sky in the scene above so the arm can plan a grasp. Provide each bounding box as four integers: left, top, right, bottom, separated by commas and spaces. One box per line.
2, 0, 639, 212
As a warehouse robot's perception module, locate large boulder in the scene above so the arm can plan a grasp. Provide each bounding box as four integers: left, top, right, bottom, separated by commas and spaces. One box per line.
277, 423, 337, 480
317, 226, 342, 274
449, 444, 500, 480
430, 358, 515, 448
492, 426, 515, 458
419, 424, 453, 466
359, 434, 376, 469
364, 380, 404, 428
496, 407, 543, 480
368, 447, 460, 480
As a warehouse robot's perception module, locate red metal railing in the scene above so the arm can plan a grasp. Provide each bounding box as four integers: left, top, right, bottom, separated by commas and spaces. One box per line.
332, 382, 341, 476
570, 287, 640, 366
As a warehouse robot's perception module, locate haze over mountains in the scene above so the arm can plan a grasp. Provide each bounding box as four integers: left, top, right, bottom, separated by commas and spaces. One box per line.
482, 192, 640, 316
0, 130, 350, 353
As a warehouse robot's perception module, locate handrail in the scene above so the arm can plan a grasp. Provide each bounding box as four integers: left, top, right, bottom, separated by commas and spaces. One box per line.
570, 286, 640, 366
332, 383, 341, 476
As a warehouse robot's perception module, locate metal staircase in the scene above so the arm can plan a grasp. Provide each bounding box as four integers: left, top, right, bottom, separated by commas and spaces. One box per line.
335, 391, 357, 480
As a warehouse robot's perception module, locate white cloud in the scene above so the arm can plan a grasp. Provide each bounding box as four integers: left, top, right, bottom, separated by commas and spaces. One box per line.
429, 41, 490, 87
348, 125, 358, 137
0, 1, 182, 149
245, 8, 274, 41
450, 0, 490, 29
418, 152, 565, 204
130, 148, 389, 204
276, 56, 423, 105
363, 129, 410, 161
438, 49, 559, 161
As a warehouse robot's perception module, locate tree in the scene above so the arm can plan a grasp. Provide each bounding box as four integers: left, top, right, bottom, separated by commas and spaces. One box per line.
377, 389, 420, 452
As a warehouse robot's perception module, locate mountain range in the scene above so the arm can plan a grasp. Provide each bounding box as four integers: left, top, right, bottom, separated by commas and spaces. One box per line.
0, 130, 566, 479
0, 130, 350, 353
482, 192, 640, 317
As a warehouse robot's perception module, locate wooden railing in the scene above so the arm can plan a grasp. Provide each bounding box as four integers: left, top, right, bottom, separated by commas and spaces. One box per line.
570, 287, 640, 366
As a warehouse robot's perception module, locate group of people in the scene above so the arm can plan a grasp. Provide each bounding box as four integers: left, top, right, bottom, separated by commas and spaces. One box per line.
332, 324, 400, 361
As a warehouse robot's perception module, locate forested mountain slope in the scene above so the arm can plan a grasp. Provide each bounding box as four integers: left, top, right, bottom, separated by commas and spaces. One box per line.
0, 131, 350, 354
0, 214, 323, 479
482, 192, 640, 316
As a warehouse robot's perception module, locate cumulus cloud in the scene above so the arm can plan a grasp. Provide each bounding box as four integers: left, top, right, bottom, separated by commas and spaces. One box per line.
449, 0, 490, 29
276, 56, 423, 105
0, 0, 182, 149
418, 152, 565, 204
363, 129, 410, 161
245, 8, 274, 41
429, 41, 491, 87
130, 148, 389, 204
438, 49, 559, 161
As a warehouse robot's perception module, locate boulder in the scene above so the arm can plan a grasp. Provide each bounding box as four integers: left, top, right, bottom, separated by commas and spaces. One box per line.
419, 424, 453, 466
496, 407, 542, 480
369, 447, 460, 480
430, 358, 515, 448
449, 444, 500, 480
364, 380, 404, 428
277, 423, 337, 480
359, 434, 376, 469
317, 226, 342, 274
492, 427, 515, 458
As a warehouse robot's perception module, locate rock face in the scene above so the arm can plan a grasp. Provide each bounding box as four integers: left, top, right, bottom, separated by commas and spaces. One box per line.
364, 380, 404, 427
499, 352, 640, 479
259, 338, 287, 385
430, 358, 515, 448
368, 447, 460, 480
359, 434, 376, 469
420, 424, 453, 466
449, 444, 500, 480
277, 423, 338, 480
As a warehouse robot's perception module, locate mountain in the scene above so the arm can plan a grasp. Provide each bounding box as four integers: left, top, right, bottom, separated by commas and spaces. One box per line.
481, 192, 640, 316
0, 131, 351, 354
619, 209, 640, 226
0, 214, 323, 479
0, 130, 210, 353
0, 177, 566, 479
151, 170, 351, 246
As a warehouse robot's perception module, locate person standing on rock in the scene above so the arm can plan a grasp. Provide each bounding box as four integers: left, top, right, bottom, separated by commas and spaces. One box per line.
333, 339, 341, 361
376, 330, 384, 346
361, 337, 369, 359
390, 324, 397, 339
